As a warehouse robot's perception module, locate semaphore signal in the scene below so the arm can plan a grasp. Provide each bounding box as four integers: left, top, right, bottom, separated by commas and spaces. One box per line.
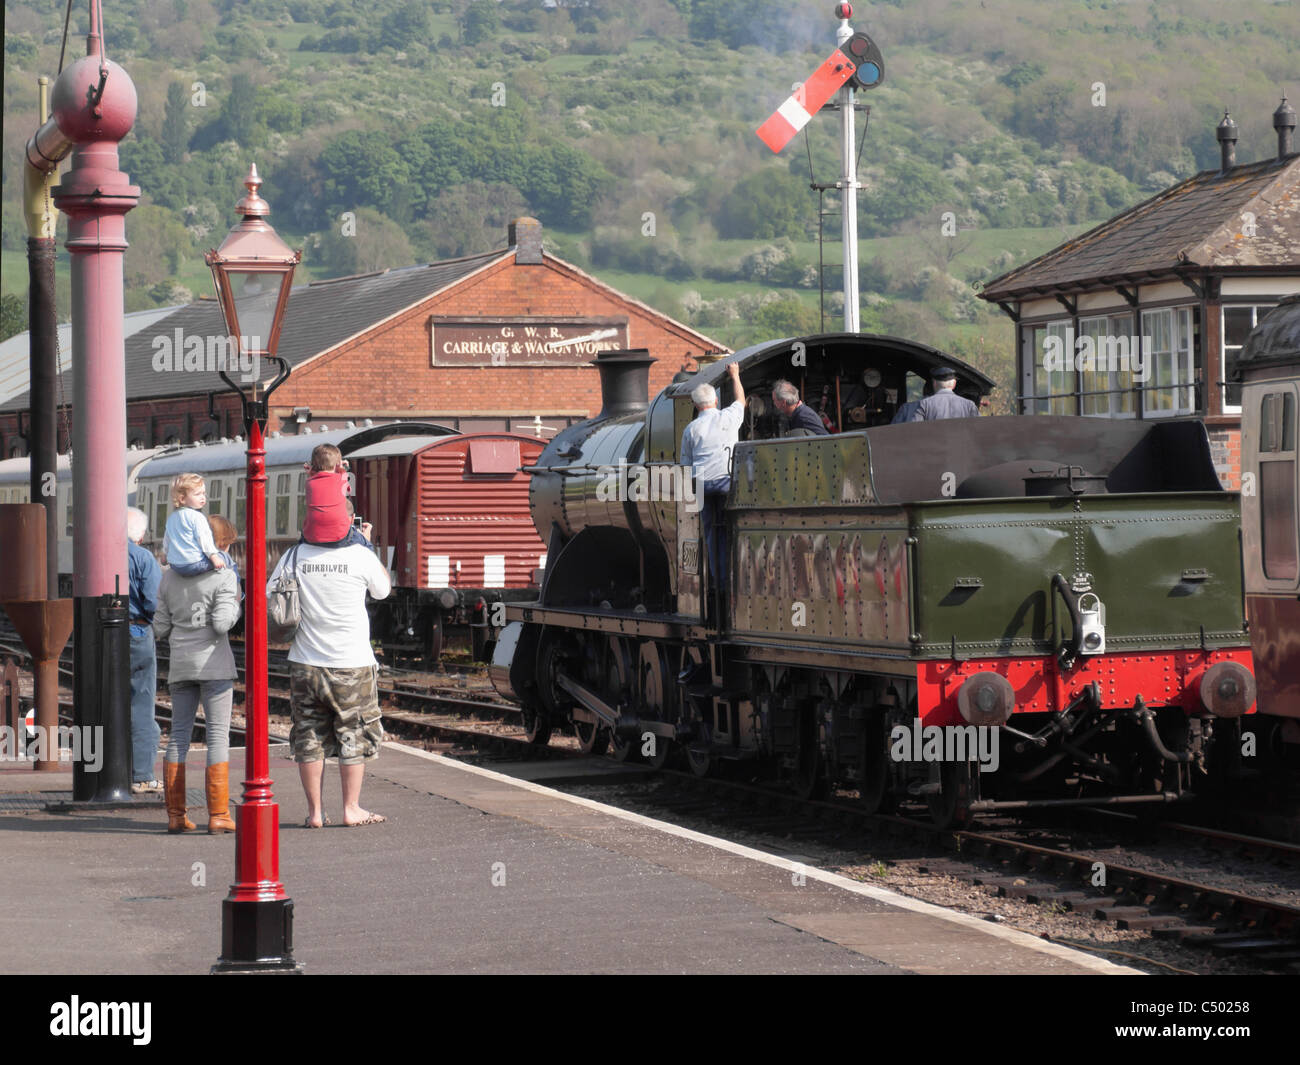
755, 3, 885, 333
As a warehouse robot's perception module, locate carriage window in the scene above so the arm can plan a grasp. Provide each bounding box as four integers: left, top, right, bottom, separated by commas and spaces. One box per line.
156, 491, 169, 539
209, 478, 223, 517
275, 473, 291, 535
1260, 391, 1298, 582
297, 473, 306, 530
236, 477, 246, 528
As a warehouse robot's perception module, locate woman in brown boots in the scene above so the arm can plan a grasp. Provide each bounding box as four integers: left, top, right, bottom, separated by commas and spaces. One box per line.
153, 505, 242, 833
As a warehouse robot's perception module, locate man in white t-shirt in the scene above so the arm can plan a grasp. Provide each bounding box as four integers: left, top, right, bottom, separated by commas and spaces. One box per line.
267, 539, 391, 828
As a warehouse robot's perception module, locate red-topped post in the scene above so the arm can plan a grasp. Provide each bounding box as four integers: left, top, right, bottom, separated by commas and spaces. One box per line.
206, 167, 301, 974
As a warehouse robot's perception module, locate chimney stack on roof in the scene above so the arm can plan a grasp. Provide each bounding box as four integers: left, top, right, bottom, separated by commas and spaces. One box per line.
1275, 95, 1297, 160
1216, 111, 1238, 172
509, 217, 544, 265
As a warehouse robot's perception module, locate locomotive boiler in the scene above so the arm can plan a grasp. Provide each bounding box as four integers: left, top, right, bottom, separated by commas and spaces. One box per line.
495, 336, 1257, 823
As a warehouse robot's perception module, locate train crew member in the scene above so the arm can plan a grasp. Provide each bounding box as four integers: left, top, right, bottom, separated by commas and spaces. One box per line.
302, 444, 370, 548
162, 473, 226, 576
771, 380, 830, 436
681, 361, 745, 590
270, 521, 392, 828
154, 515, 241, 833
127, 508, 162, 795
910, 367, 979, 421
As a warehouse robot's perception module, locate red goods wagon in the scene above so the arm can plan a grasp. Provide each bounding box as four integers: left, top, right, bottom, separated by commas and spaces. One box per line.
350, 433, 548, 661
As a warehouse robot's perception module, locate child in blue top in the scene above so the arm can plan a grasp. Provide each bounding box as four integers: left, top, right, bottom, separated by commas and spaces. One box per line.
163, 473, 227, 577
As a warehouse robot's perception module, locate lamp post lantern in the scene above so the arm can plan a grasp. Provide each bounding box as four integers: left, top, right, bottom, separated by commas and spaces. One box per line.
206, 165, 302, 974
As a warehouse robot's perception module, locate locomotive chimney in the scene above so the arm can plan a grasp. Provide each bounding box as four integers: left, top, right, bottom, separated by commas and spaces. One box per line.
1217, 111, 1238, 172
1275, 95, 1296, 160
594, 348, 656, 420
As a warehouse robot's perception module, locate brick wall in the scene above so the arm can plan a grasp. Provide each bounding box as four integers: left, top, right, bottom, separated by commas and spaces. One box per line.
1207, 426, 1242, 489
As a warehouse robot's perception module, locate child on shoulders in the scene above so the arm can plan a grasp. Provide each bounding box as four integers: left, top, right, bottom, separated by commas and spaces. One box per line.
163, 473, 226, 577
301, 443, 371, 549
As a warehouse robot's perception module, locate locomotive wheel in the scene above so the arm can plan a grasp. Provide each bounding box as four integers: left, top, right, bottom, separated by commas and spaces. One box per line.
794, 706, 827, 801
522, 706, 552, 747
637, 643, 675, 770
927, 761, 973, 829
605, 637, 635, 762
574, 719, 609, 757
858, 709, 896, 815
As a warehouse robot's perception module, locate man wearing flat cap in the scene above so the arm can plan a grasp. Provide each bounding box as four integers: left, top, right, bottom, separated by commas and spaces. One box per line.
910, 366, 978, 421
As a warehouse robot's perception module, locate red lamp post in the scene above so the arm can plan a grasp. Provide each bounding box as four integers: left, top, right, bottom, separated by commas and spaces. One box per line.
206, 166, 302, 974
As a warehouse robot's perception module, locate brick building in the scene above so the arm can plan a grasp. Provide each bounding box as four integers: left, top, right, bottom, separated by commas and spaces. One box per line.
978, 102, 1300, 488
0, 218, 725, 452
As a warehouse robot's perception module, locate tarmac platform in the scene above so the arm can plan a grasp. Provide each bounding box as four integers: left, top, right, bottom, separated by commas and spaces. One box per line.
0, 741, 1138, 975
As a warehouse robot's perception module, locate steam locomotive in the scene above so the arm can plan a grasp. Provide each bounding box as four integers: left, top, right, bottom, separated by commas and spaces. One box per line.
493, 336, 1256, 824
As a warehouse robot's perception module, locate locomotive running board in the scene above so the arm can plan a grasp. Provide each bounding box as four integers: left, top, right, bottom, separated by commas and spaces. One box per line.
505, 603, 709, 641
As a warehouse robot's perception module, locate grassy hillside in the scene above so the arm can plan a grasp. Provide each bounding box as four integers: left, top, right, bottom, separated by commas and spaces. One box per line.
3, 0, 1295, 402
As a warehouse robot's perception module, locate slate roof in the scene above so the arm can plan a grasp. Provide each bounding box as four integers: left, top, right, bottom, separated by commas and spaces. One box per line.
1, 250, 505, 412
0, 304, 181, 407
979, 153, 1300, 302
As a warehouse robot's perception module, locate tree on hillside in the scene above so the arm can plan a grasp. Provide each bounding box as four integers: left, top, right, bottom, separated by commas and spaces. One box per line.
162, 82, 190, 160
314, 207, 415, 277
420, 181, 530, 260
1, 293, 27, 343
717, 170, 810, 241
382, 1, 434, 50
463, 0, 501, 45
125, 206, 196, 289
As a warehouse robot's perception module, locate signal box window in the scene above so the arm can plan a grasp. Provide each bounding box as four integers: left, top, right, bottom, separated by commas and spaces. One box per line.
1222, 305, 1274, 413
1259, 391, 1298, 582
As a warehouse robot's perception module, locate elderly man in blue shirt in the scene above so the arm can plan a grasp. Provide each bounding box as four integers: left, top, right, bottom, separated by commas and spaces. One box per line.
127, 507, 163, 794
680, 361, 745, 592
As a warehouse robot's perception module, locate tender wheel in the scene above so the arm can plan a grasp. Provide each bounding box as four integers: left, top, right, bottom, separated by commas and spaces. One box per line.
927, 760, 973, 828
611, 732, 635, 762
858, 708, 896, 815
794, 705, 827, 801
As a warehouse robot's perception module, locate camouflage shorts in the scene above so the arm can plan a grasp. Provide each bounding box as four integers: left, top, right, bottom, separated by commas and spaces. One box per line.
289, 663, 383, 765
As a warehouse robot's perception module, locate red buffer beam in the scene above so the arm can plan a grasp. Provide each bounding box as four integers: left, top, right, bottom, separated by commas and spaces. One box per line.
756, 48, 858, 154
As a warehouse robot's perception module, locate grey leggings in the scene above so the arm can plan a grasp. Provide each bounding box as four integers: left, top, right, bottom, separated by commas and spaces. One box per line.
166, 680, 234, 765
